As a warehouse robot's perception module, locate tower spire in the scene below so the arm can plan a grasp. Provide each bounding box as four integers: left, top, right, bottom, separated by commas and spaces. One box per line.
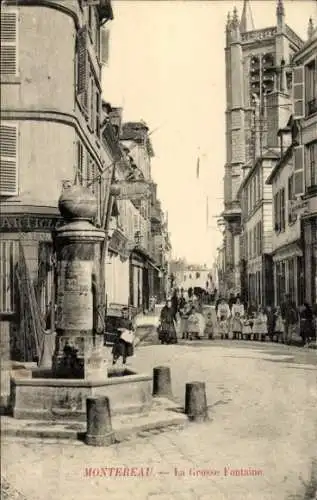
240, 0, 255, 33
307, 17, 314, 39
276, 0, 285, 17
276, 0, 285, 31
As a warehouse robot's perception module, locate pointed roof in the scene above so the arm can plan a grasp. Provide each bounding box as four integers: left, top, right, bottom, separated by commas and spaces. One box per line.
240, 0, 255, 33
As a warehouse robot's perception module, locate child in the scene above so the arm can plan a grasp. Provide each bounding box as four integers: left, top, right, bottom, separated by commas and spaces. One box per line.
274, 306, 284, 343
187, 306, 201, 340
252, 307, 262, 341
204, 312, 214, 340
217, 299, 231, 340
258, 307, 268, 342
231, 298, 244, 340
242, 315, 252, 341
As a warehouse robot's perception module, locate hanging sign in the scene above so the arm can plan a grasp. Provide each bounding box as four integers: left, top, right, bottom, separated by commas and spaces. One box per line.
111, 181, 151, 200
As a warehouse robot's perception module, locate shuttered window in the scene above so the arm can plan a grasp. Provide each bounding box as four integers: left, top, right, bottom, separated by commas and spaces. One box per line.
292, 66, 305, 119
0, 240, 18, 313
294, 145, 305, 196
280, 188, 285, 232
306, 141, 317, 188
100, 25, 110, 66
0, 122, 18, 196
0, 10, 18, 77
76, 26, 88, 115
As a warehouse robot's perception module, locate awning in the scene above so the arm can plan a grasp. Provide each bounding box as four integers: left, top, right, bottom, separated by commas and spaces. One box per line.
148, 261, 162, 274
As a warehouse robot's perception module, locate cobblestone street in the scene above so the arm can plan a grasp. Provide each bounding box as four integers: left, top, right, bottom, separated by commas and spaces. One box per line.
2, 342, 317, 500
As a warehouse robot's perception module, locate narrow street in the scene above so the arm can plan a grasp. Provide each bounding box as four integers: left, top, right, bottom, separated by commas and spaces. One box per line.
2, 334, 316, 500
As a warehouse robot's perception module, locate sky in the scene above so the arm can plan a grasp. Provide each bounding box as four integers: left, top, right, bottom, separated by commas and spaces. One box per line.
102, 0, 317, 267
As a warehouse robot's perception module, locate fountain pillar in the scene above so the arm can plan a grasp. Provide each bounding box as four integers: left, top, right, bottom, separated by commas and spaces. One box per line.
52, 185, 106, 379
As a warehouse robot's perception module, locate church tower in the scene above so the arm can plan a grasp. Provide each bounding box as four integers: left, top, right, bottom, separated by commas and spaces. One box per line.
222, 0, 304, 292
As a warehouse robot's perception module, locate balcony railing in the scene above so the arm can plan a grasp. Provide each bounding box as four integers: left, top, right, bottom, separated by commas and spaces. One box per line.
307, 98, 317, 116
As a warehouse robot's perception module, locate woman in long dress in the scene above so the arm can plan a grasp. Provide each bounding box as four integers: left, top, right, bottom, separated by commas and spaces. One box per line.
231, 297, 244, 340
159, 299, 178, 344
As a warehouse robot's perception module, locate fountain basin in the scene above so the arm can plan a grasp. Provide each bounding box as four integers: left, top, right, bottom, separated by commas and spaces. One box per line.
9, 368, 152, 421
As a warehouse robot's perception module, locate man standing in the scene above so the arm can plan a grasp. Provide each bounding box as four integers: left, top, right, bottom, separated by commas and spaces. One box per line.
280, 294, 298, 344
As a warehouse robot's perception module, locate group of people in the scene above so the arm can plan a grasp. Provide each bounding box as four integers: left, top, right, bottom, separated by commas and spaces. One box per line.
158, 288, 213, 344
216, 293, 317, 345
158, 289, 317, 346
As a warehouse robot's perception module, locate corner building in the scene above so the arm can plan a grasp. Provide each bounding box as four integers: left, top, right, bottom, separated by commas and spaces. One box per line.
0, 0, 113, 361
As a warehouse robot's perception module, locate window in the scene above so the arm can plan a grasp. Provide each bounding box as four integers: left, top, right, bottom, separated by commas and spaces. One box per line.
0, 10, 18, 77
293, 66, 305, 119
95, 90, 101, 138
100, 25, 110, 66
0, 122, 18, 196
305, 58, 317, 116
253, 226, 256, 257
294, 145, 305, 196
288, 174, 295, 202
280, 188, 285, 232
274, 192, 279, 231
257, 171, 261, 201
258, 221, 262, 256
0, 240, 18, 313
253, 176, 256, 206
306, 141, 317, 188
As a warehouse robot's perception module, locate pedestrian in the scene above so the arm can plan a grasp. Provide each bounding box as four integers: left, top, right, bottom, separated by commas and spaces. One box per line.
171, 289, 179, 321
266, 305, 275, 342
178, 291, 188, 340
231, 297, 244, 340
181, 302, 191, 340
273, 306, 284, 343
252, 306, 262, 341
242, 315, 252, 341
217, 298, 231, 340
299, 302, 315, 346
281, 294, 298, 344
258, 307, 268, 342
228, 292, 236, 311
158, 299, 178, 345
187, 306, 202, 340
204, 311, 214, 340
112, 318, 134, 365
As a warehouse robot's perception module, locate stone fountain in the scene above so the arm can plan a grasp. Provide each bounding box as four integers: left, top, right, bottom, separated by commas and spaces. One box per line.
9, 185, 153, 421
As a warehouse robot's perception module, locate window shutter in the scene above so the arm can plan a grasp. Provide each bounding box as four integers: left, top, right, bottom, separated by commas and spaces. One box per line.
0, 123, 18, 195
294, 145, 305, 196
76, 141, 84, 184
292, 66, 305, 119
0, 11, 18, 77
77, 26, 88, 112
100, 25, 110, 66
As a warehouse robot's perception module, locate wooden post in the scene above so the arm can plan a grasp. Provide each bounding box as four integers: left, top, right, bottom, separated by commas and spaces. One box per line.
152, 366, 172, 398
185, 381, 208, 422
85, 396, 115, 446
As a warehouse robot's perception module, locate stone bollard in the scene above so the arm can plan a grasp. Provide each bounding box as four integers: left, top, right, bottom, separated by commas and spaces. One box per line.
152, 366, 172, 398
185, 381, 208, 422
85, 397, 115, 446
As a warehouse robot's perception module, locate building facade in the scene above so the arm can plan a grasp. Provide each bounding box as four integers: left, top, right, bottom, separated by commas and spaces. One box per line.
290, 26, 317, 306
239, 150, 280, 307
222, 0, 304, 297
0, 0, 113, 361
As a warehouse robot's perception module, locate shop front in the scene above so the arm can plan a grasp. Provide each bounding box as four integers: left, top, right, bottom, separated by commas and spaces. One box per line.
302, 210, 317, 306
0, 210, 62, 362
129, 247, 150, 312
105, 228, 130, 307
272, 241, 304, 307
